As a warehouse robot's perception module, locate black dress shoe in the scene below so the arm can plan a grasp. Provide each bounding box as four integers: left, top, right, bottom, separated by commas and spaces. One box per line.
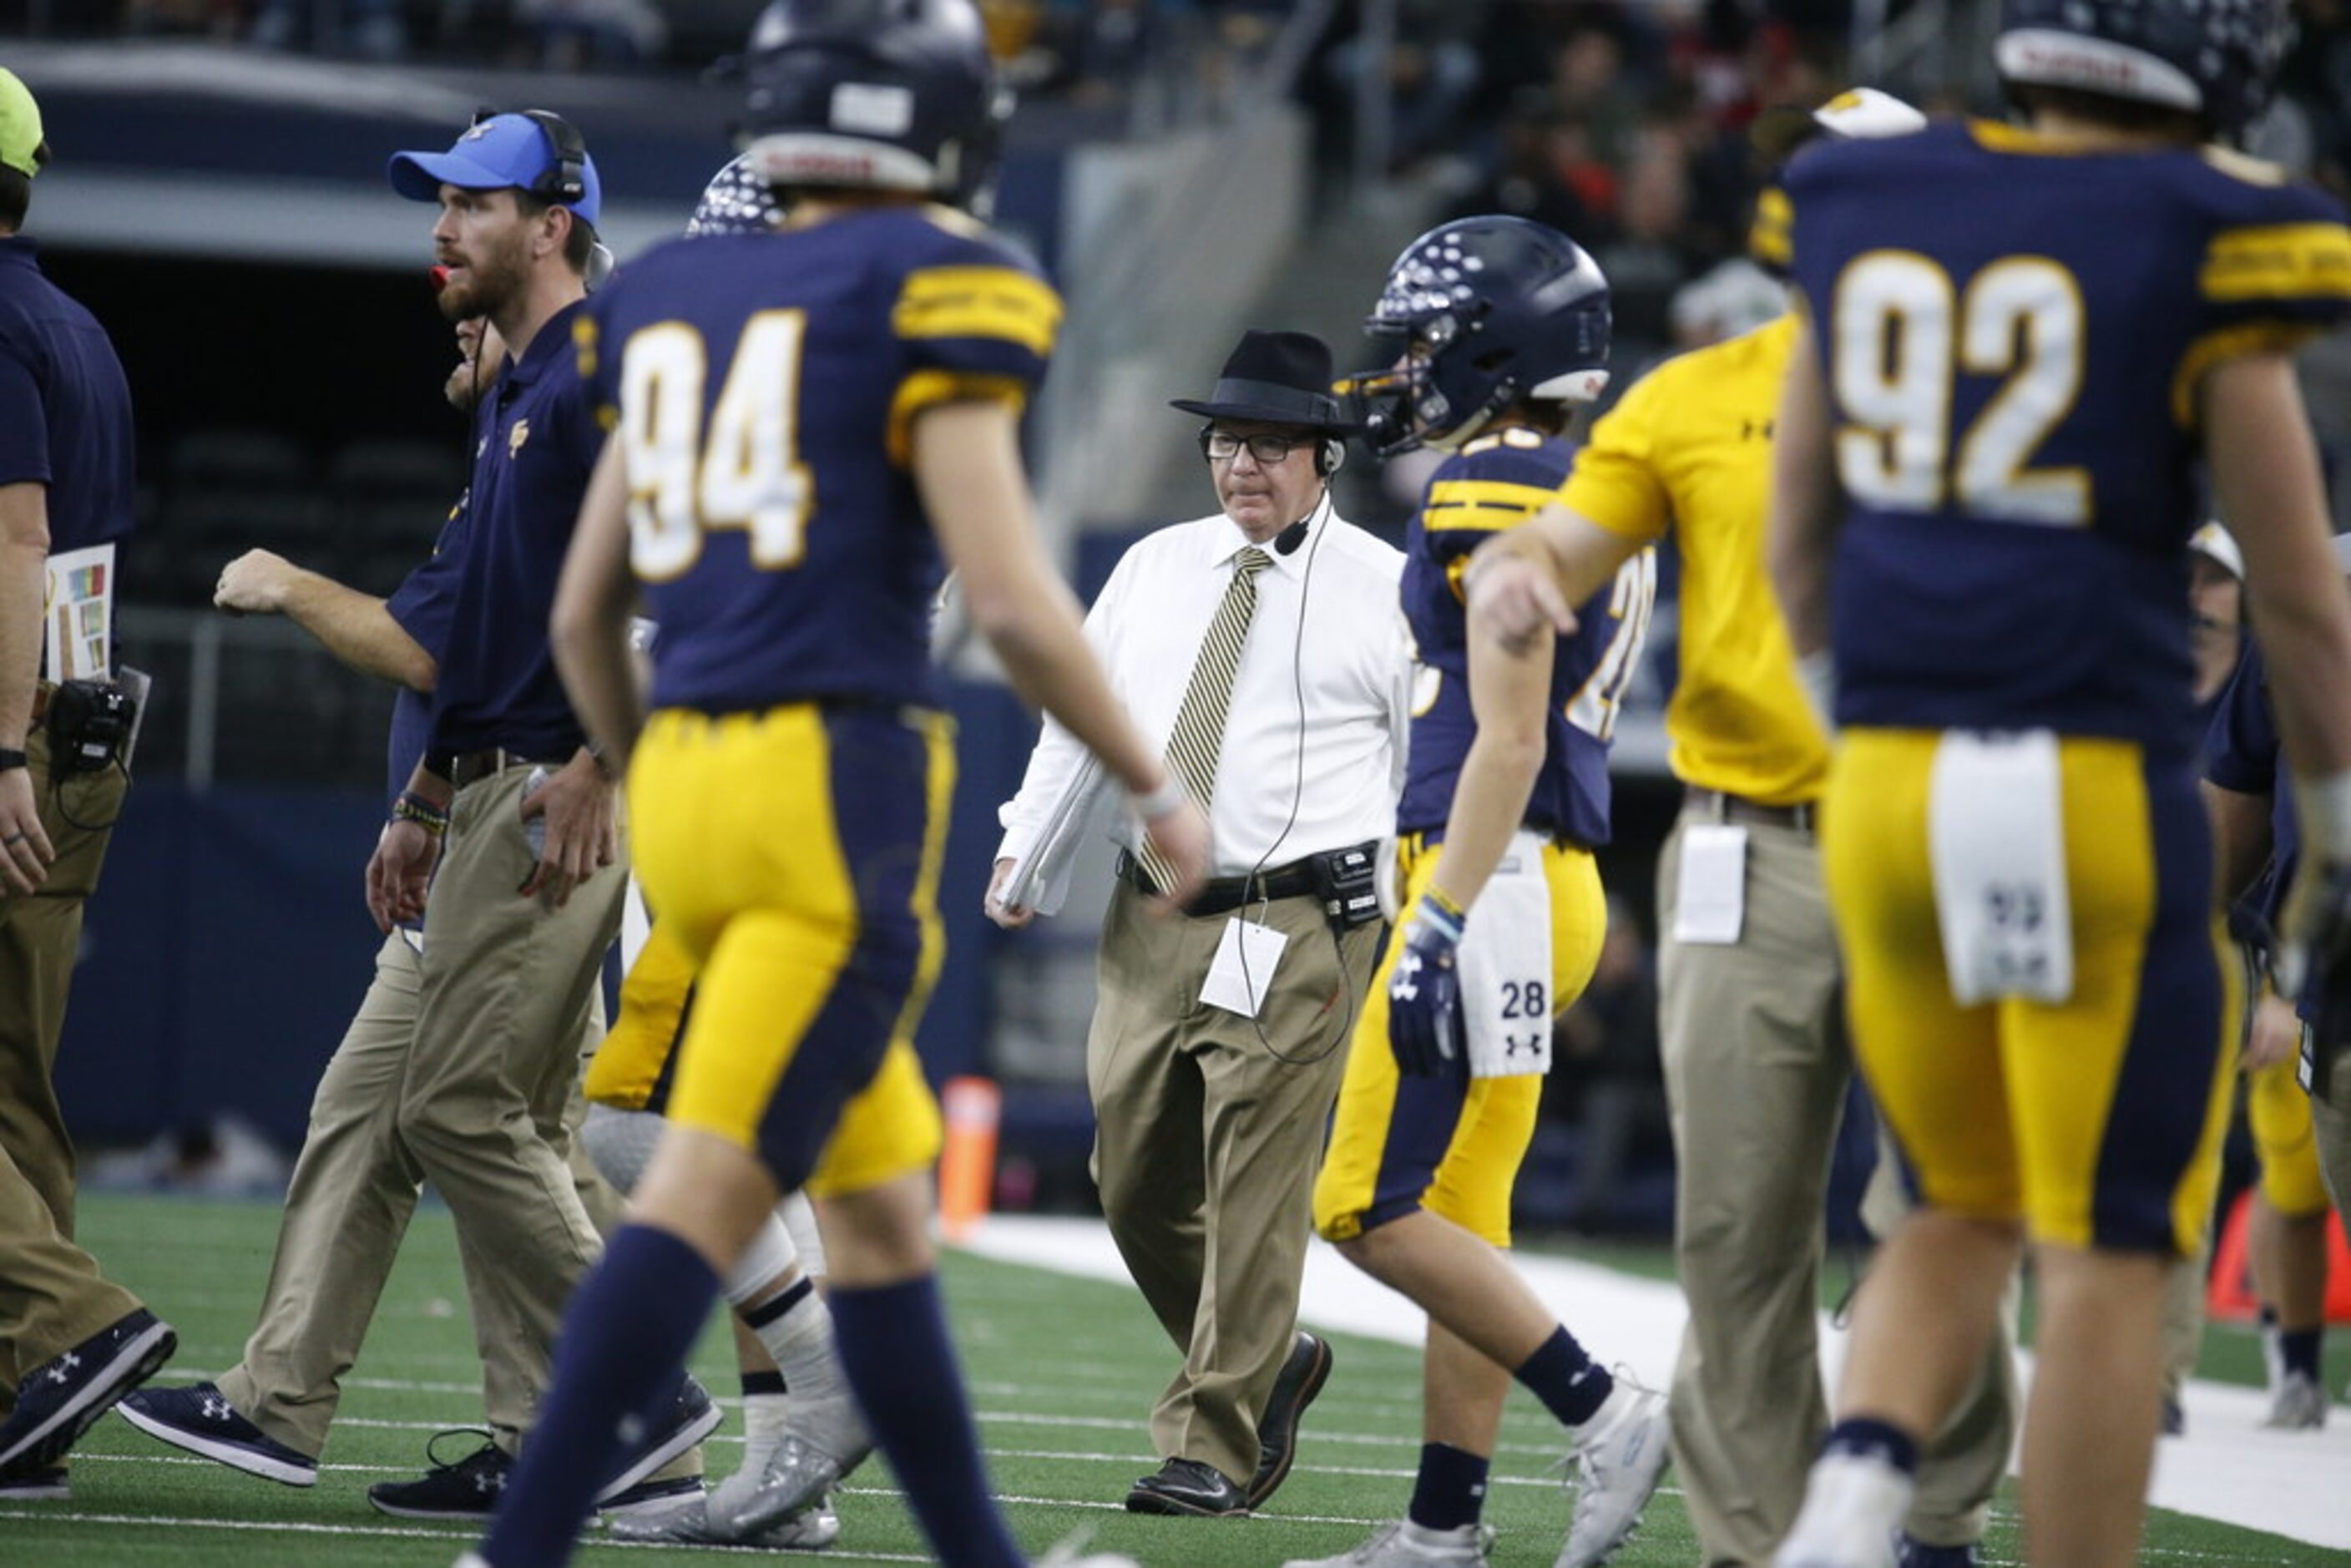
1247, 1330, 1332, 1508
1124, 1457, 1248, 1516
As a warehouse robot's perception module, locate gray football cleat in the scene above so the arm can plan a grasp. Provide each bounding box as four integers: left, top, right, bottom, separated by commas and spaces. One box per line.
1284, 1518, 1493, 1565
2263, 1371, 2328, 1430
609, 1487, 842, 1548
708, 1402, 872, 1540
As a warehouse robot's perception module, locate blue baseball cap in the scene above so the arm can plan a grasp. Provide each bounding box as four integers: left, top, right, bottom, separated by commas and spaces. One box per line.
387, 112, 602, 230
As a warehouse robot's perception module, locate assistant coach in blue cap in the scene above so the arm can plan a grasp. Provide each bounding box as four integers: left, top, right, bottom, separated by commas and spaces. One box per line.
371, 111, 715, 1515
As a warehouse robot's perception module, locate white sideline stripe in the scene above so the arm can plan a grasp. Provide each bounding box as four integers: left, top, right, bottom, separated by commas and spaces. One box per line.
0, 1507, 929, 1559
0, 1505, 2268, 1565
959, 1214, 2351, 1553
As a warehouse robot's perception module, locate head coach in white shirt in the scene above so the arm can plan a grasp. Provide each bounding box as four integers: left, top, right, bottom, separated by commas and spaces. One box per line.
988, 329, 1408, 1517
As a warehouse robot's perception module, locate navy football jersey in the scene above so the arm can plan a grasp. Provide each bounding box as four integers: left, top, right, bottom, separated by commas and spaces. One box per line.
1396, 426, 1656, 847
1785, 120, 2351, 753
580, 205, 1060, 714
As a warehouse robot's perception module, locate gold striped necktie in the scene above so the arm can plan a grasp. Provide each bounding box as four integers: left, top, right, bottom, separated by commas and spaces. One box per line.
1135, 545, 1272, 891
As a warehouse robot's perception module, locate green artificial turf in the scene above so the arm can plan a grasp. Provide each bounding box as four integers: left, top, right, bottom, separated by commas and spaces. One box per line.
0, 1193, 2329, 1565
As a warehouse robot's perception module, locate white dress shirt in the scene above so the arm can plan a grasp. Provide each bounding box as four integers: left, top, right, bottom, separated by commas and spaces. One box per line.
998, 505, 1410, 884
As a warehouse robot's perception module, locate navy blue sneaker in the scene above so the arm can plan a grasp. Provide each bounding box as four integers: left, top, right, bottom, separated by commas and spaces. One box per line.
0, 1308, 176, 1477
118, 1380, 318, 1486
368, 1429, 512, 1520
596, 1374, 720, 1504
1897, 1537, 1982, 1568
598, 1473, 704, 1519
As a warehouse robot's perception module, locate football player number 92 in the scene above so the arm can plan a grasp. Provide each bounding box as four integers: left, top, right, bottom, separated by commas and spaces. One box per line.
621, 309, 817, 581
1829, 251, 2091, 528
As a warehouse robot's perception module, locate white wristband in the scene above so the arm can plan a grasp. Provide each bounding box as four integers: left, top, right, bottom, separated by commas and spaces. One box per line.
1131, 775, 1186, 821
1797, 649, 1837, 733
2296, 769, 2351, 862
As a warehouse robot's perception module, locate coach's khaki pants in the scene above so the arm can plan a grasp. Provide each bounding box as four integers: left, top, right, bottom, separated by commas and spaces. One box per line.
2312, 1040, 2351, 1220
1087, 882, 1375, 1485
0, 733, 140, 1403
218, 923, 620, 1458
396, 767, 625, 1448
1660, 809, 2015, 1565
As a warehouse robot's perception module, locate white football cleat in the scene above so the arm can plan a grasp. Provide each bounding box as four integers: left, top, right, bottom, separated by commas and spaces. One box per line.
1773, 1450, 1912, 1568
1554, 1378, 1671, 1568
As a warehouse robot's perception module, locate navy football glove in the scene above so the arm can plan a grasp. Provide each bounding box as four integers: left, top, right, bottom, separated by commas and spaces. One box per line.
1388, 891, 1468, 1077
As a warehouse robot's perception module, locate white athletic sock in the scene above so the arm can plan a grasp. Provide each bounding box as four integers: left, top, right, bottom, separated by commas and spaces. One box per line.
742, 1390, 791, 1446
743, 1277, 850, 1406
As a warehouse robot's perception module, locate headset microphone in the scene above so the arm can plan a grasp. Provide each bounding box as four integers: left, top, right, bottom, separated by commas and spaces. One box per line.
1274, 518, 1309, 556
428, 265, 453, 292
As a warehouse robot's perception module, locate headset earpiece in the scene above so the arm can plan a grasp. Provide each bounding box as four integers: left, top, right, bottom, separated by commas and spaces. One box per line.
519, 108, 589, 209
1318, 438, 1346, 478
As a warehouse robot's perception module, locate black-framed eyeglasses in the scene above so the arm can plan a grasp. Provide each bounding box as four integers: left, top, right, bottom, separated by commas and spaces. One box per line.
1200, 429, 1307, 464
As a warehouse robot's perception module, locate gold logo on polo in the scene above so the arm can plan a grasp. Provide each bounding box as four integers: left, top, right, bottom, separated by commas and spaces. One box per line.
508, 418, 532, 458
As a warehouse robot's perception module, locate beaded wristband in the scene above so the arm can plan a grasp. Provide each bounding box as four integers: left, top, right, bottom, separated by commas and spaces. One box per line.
392, 791, 450, 837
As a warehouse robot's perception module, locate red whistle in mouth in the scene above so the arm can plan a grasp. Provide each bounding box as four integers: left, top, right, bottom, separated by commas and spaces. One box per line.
428, 265, 452, 293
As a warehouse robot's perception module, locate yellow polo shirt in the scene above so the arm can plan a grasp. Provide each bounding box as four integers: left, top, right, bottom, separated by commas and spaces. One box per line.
1557, 314, 1829, 805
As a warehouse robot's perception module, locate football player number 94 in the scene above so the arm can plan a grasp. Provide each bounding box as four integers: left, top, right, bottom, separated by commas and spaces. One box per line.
621, 309, 817, 580
1830, 251, 2092, 528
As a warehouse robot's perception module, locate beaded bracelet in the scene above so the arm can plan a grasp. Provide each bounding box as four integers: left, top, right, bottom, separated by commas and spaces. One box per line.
392, 790, 450, 837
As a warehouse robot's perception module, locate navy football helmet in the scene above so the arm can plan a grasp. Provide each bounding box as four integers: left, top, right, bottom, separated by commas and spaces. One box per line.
1995, 0, 2290, 138
738, 0, 1008, 212
685, 153, 780, 236
1346, 216, 1611, 458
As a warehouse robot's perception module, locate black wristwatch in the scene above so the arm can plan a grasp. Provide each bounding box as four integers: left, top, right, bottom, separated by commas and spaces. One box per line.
0, 748, 26, 773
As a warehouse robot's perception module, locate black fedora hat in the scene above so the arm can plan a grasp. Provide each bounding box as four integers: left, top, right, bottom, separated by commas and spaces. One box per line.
1170, 329, 1360, 432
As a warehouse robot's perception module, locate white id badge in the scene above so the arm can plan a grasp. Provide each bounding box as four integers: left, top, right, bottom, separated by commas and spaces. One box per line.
1201, 918, 1289, 1018
1928, 729, 2073, 1005
1671, 823, 1748, 945
1459, 830, 1556, 1078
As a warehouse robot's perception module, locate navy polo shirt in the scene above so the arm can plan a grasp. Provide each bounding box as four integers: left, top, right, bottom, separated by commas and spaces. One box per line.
382, 493, 474, 807
2203, 642, 2297, 939
427, 299, 604, 761
0, 236, 134, 551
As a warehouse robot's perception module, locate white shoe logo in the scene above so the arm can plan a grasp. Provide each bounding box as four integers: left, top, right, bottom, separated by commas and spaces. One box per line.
201, 1395, 232, 1424
1392, 949, 1424, 1002
45, 1353, 80, 1386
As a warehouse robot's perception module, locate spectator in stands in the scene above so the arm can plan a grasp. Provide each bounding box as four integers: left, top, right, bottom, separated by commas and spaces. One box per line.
1446, 92, 1605, 239
1318, 0, 1488, 171
247, 0, 407, 58
516, 0, 669, 70
0, 64, 179, 1495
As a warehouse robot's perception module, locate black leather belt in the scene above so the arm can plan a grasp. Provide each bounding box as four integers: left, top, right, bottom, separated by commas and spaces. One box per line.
1115, 850, 1320, 917
1685, 785, 1816, 835
448, 747, 564, 792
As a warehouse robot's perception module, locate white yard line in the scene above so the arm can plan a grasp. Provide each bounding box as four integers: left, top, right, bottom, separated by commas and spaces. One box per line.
960, 1214, 2351, 1554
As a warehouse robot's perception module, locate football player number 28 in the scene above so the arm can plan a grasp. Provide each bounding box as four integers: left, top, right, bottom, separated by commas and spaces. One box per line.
1830, 251, 2091, 527
622, 309, 814, 580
